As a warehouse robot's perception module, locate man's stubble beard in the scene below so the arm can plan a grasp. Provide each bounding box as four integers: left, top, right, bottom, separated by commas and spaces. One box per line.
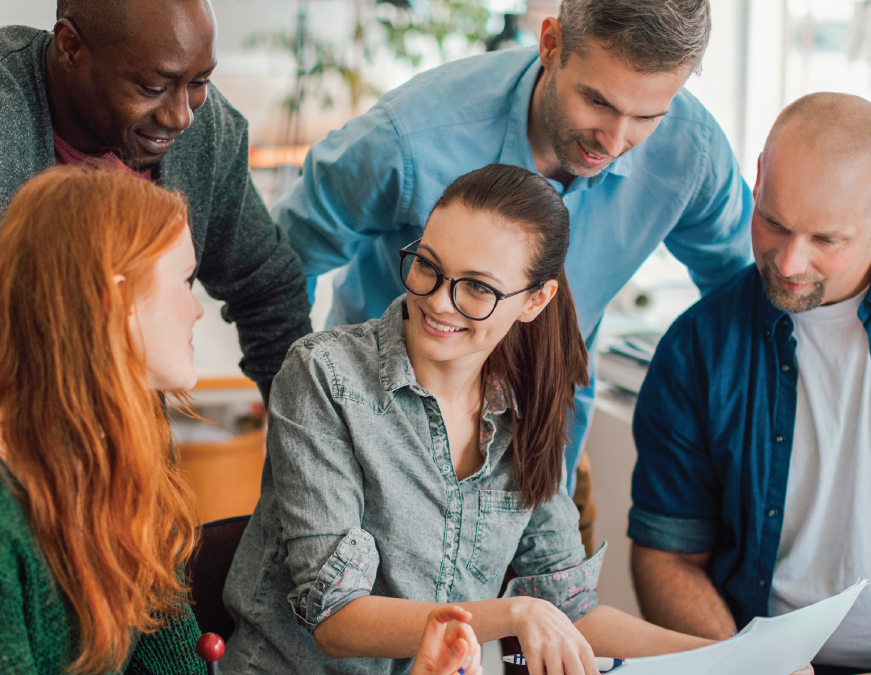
541, 75, 621, 179
760, 257, 826, 313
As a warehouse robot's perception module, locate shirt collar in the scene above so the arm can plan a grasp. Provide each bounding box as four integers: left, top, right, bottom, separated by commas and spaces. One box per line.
859, 287, 871, 326
497, 52, 542, 173
377, 297, 417, 392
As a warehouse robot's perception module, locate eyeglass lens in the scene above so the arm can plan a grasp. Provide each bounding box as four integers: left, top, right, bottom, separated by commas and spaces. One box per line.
400, 253, 498, 320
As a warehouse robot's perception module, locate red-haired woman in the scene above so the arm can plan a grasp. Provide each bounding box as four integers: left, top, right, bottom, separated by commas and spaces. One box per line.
0, 166, 481, 675
0, 166, 206, 675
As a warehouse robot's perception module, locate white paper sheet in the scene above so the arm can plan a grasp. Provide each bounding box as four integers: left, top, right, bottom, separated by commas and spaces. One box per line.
616, 579, 868, 675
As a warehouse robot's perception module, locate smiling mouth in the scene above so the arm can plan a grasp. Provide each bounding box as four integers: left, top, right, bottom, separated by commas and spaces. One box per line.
136, 131, 179, 153
423, 312, 466, 333
578, 141, 610, 164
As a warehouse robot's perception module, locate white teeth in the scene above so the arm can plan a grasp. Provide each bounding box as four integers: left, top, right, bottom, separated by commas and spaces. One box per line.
425, 314, 463, 333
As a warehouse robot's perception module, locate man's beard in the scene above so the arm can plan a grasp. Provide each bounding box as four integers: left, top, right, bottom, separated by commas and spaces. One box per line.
759, 255, 826, 313
541, 75, 615, 178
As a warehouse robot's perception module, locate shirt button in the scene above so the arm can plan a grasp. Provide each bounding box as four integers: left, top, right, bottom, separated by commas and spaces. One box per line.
775, 435, 785, 443
781, 364, 790, 372
350, 538, 358, 546
441, 464, 451, 473
765, 329, 771, 338
768, 509, 778, 517
759, 579, 767, 587
316, 581, 325, 591
451, 515, 460, 524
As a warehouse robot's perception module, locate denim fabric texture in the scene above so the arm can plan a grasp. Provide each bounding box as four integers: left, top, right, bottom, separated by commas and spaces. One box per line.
222, 297, 604, 675
272, 46, 753, 487
629, 265, 871, 629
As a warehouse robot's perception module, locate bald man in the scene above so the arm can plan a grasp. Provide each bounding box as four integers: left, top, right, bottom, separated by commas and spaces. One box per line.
0, 0, 311, 398
627, 92, 871, 675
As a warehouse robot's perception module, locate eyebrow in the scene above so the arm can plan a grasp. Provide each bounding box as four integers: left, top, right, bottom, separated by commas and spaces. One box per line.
757, 205, 851, 239
153, 63, 217, 80
418, 243, 506, 286
579, 85, 669, 119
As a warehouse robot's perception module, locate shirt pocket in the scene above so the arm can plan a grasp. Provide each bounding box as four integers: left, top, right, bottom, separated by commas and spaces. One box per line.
467, 490, 533, 584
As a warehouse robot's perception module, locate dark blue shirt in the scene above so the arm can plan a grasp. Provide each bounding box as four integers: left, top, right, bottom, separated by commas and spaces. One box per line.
628, 265, 871, 628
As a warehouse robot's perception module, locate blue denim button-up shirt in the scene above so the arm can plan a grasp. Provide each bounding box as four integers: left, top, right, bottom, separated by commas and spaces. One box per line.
223, 298, 605, 675
628, 265, 871, 629
272, 47, 753, 488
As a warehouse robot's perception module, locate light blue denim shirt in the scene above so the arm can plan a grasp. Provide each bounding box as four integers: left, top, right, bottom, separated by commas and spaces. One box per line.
273, 47, 752, 486
222, 297, 605, 675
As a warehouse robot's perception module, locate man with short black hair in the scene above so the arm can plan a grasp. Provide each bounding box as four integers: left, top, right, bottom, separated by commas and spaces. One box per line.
274, 0, 752, 544
629, 92, 871, 675
0, 0, 311, 398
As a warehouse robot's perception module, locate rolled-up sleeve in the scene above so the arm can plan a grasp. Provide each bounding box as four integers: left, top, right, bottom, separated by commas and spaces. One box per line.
287, 528, 379, 631
505, 543, 606, 623
505, 485, 604, 621
629, 318, 722, 554
266, 336, 381, 632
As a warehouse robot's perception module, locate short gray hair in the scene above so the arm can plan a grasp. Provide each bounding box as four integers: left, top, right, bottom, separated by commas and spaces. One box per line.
557, 0, 711, 75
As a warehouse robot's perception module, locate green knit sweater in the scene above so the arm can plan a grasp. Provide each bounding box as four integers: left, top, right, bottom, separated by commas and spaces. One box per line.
0, 478, 207, 675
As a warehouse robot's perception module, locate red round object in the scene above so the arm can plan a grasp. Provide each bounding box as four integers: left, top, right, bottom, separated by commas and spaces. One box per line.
196, 633, 225, 662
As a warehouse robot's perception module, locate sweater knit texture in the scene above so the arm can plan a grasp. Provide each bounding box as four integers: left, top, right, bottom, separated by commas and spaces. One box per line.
0, 474, 206, 675
0, 26, 312, 391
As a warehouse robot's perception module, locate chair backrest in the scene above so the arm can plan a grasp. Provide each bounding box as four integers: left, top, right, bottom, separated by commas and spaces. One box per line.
187, 515, 251, 641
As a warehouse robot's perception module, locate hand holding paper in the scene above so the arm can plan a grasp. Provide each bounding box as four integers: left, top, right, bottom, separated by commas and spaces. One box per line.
614, 580, 868, 675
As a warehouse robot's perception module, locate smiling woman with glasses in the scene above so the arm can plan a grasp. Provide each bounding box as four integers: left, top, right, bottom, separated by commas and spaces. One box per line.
223, 163, 712, 675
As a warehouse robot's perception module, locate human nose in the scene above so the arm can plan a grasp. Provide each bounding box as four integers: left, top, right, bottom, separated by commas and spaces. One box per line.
774, 237, 810, 278
598, 115, 630, 158
193, 294, 205, 322
428, 277, 456, 315
156, 87, 194, 132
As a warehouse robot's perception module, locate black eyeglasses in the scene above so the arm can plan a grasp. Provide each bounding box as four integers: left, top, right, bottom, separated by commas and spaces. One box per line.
398, 239, 543, 321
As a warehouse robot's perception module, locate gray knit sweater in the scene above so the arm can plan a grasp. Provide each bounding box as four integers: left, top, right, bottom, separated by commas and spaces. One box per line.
0, 26, 312, 392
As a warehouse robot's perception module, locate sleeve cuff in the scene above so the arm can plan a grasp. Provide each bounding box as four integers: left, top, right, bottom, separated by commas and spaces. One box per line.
503, 542, 607, 622
627, 505, 717, 554
287, 528, 379, 632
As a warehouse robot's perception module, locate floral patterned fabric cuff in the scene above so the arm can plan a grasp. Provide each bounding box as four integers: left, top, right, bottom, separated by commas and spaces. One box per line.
503, 542, 607, 622
287, 527, 379, 632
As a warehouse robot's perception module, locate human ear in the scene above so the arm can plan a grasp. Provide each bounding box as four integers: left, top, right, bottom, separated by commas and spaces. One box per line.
753, 154, 762, 200
538, 18, 562, 71
53, 19, 86, 71
517, 279, 559, 323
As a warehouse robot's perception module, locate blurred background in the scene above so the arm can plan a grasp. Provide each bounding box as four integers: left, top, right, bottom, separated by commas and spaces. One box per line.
4, 0, 871, 659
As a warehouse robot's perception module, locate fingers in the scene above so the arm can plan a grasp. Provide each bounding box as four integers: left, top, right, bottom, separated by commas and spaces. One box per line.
575, 637, 600, 675
790, 667, 814, 675
430, 605, 473, 625
433, 636, 471, 675
444, 621, 478, 651
417, 607, 451, 658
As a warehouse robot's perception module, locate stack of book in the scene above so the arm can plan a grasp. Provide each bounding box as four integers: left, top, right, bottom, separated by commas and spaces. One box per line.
597, 332, 661, 395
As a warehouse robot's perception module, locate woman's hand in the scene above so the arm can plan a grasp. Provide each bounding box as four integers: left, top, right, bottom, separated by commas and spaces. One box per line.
410, 606, 483, 675
791, 667, 814, 675
511, 597, 599, 675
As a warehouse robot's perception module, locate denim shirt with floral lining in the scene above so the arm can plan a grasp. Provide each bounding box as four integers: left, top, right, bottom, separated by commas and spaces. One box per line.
222, 297, 606, 675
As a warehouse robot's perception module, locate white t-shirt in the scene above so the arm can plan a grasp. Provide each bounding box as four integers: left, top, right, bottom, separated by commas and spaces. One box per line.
769, 289, 871, 669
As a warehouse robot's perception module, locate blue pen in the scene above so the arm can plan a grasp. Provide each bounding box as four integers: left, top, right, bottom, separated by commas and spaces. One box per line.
503, 654, 623, 672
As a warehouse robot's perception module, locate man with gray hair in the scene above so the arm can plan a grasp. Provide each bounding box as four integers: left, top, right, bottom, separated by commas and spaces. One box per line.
273, 0, 751, 549
629, 92, 871, 675
0, 0, 312, 400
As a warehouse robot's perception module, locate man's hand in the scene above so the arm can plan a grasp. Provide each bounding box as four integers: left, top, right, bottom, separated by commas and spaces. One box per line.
411, 606, 482, 675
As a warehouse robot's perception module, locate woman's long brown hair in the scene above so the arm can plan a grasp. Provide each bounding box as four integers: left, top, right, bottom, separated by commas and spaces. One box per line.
432, 164, 589, 508
0, 166, 199, 674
